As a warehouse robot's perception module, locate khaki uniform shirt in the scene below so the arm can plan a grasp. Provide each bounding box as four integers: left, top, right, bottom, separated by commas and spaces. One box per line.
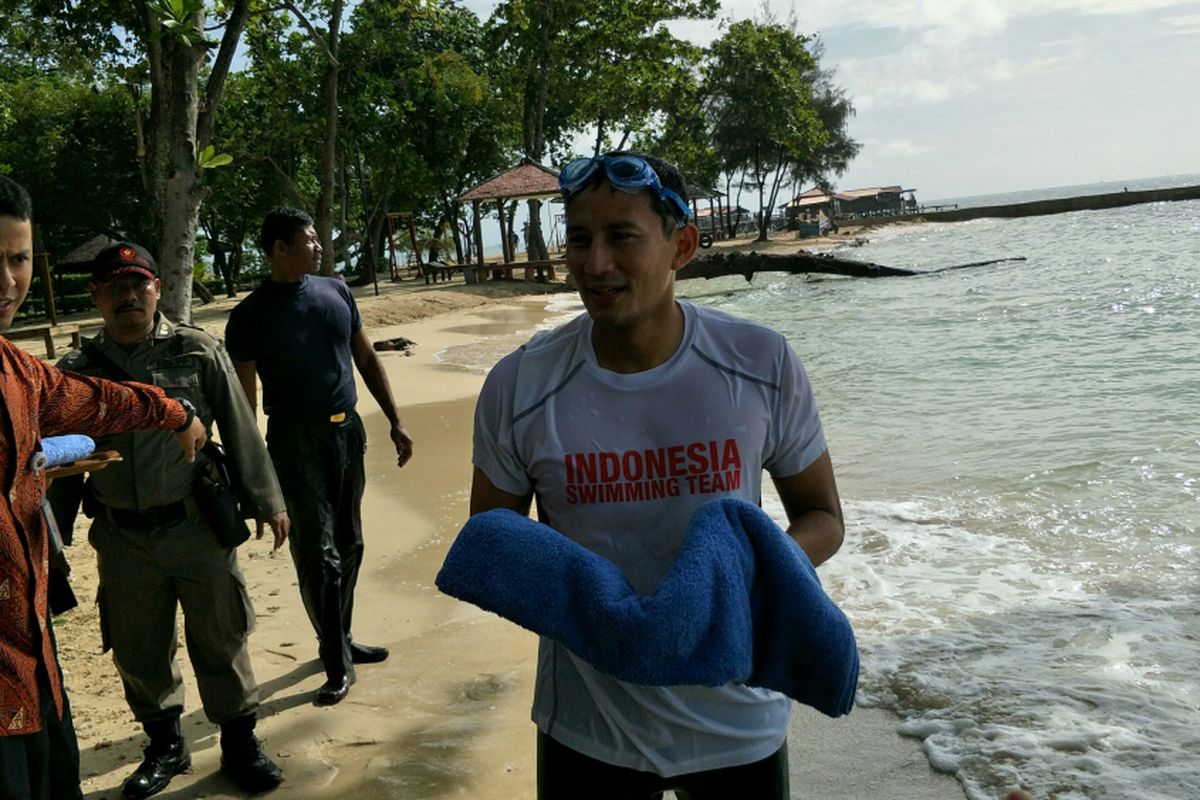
56, 314, 284, 517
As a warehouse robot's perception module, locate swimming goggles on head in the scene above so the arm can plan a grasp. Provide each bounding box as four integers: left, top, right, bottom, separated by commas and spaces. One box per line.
558, 155, 692, 226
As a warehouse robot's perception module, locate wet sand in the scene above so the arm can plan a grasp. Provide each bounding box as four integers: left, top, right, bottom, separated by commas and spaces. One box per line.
45, 275, 964, 798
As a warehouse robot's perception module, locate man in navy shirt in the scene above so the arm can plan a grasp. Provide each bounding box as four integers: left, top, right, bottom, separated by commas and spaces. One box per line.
225, 207, 414, 705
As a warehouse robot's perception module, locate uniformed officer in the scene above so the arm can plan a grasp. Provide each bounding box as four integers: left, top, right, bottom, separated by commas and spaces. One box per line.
49, 242, 289, 798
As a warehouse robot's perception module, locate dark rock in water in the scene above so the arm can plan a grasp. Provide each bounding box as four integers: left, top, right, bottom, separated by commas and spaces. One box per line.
374, 337, 417, 355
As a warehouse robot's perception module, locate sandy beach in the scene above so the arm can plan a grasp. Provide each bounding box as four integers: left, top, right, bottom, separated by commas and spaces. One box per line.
29, 234, 964, 799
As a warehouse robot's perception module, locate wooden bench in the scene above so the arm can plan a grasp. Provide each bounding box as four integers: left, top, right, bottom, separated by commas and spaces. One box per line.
423, 262, 463, 284
486, 258, 566, 283
2, 323, 82, 359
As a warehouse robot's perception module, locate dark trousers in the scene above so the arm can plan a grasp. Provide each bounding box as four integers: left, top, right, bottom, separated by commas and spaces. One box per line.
90, 513, 259, 724
267, 410, 366, 679
0, 669, 83, 800
536, 731, 790, 800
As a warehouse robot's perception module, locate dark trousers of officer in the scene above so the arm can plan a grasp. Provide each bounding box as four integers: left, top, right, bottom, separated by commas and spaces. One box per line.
536, 732, 790, 800
90, 512, 259, 725
267, 410, 366, 680
0, 633, 84, 800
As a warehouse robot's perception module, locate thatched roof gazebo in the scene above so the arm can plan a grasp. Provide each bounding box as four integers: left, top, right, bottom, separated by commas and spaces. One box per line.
456, 161, 561, 277
57, 234, 118, 272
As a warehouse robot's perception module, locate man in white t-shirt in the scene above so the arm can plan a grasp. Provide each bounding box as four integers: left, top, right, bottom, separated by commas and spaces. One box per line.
469, 152, 845, 799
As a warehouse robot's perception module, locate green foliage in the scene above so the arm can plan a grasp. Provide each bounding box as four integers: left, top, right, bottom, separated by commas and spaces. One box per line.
147, 0, 209, 47
631, 70, 720, 191
15, 270, 93, 320
702, 18, 857, 237
339, 0, 517, 262
197, 145, 233, 170
485, 0, 717, 163
0, 0, 136, 75
0, 74, 150, 258
1, 1, 860, 268
706, 20, 824, 168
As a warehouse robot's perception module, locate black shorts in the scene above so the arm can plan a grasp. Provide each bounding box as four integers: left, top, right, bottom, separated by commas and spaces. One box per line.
536, 730, 789, 800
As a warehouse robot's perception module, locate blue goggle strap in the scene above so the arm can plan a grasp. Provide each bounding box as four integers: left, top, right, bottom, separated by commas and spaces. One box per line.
559, 157, 692, 225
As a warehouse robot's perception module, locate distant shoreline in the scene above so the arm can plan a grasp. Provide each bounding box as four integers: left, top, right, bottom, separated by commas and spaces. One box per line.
872, 182, 1200, 225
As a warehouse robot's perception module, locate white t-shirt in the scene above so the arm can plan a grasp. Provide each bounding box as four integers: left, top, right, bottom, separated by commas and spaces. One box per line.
472, 301, 827, 776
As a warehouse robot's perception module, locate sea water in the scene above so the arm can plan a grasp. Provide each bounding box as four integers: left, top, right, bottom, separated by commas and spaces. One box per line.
440, 179, 1200, 800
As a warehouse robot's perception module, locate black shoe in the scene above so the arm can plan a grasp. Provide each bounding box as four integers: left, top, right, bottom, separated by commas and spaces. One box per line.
349, 642, 389, 664
221, 734, 283, 794
122, 740, 190, 799
314, 673, 355, 706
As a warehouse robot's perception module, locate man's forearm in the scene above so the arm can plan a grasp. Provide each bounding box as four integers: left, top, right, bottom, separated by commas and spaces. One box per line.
359, 353, 401, 426
786, 510, 844, 568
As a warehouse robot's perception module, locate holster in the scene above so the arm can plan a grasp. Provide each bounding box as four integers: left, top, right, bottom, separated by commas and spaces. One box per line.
194, 442, 250, 548
80, 479, 101, 519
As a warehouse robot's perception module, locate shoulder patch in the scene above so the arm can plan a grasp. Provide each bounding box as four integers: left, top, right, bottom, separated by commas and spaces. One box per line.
174, 325, 218, 349
56, 348, 89, 370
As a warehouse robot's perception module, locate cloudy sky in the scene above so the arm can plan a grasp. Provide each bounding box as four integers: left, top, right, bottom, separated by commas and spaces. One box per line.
463, 0, 1200, 202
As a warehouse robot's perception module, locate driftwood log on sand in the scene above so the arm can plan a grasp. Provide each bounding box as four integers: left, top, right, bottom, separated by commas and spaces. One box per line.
678, 251, 1026, 281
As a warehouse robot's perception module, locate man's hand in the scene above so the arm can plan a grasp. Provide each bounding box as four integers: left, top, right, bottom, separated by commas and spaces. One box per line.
174, 416, 207, 462
390, 422, 414, 468
256, 511, 290, 551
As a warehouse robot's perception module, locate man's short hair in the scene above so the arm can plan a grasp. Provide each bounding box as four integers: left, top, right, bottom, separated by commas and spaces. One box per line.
0, 175, 32, 221
566, 151, 691, 237
259, 206, 314, 254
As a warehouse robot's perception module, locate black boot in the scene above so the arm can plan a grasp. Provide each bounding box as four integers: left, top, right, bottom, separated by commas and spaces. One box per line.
349, 641, 389, 664
220, 714, 283, 794
122, 716, 190, 799
314, 574, 356, 705
314, 669, 355, 705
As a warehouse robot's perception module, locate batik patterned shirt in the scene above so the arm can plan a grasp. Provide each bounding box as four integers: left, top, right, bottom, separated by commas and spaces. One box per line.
0, 337, 185, 735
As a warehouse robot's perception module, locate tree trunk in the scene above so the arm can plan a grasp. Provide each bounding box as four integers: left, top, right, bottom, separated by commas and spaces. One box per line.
764, 151, 788, 235
448, 201, 465, 264
128, 84, 150, 195
143, 1, 249, 323
350, 147, 379, 283
679, 251, 1024, 281
517, 1, 553, 264
316, 0, 344, 276
147, 8, 205, 324
458, 213, 473, 262
526, 199, 549, 261
362, 208, 389, 286
429, 214, 448, 263
522, 0, 551, 161
192, 278, 215, 303
722, 174, 733, 237
755, 144, 768, 242
339, 148, 351, 274
594, 116, 606, 156
227, 244, 242, 297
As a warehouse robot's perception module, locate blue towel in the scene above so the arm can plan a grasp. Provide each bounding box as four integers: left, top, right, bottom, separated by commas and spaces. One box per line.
436, 497, 858, 717
39, 435, 96, 468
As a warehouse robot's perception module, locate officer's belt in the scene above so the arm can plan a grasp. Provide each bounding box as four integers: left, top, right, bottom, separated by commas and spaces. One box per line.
267, 407, 354, 424
105, 500, 189, 529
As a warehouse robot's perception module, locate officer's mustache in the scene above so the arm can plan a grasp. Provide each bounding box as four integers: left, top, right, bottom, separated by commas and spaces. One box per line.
114, 300, 143, 313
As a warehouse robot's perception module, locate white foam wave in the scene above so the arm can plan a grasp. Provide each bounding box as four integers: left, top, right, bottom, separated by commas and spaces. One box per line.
760, 489, 1200, 800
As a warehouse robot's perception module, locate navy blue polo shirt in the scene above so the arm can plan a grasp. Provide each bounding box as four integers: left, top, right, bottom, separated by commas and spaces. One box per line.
225, 275, 362, 417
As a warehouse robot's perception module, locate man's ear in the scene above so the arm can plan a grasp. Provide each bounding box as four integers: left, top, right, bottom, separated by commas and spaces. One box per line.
670, 224, 700, 273
152, 277, 162, 298
87, 282, 99, 304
